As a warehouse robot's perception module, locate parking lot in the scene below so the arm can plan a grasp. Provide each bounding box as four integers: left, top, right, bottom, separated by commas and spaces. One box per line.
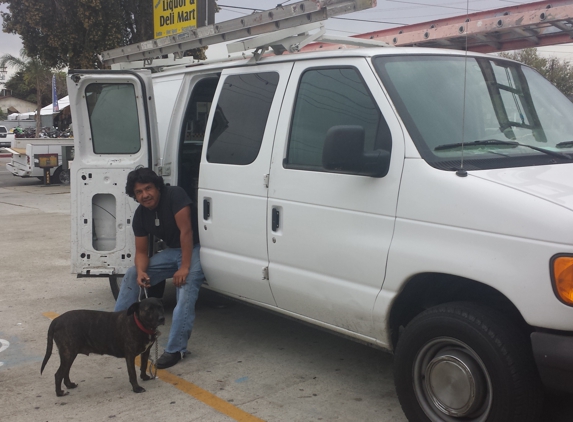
0, 156, 406, 422
0, 155, 572, 422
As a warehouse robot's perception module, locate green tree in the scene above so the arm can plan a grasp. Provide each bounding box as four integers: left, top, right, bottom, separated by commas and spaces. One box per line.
4, 70, 30, 100
122, 0, 153, 45
499, 48, 573, 97
1, 0, 124, 69
0, 51, 55, 136
5, 70, 66, 106
544, 57, 573, 98
1, 0, 209, 69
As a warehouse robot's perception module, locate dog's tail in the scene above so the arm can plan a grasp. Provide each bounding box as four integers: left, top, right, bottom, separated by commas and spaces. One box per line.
40, 319, 55, 374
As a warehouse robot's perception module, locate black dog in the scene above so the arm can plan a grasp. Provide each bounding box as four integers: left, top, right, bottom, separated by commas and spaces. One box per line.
41, 298, 165, 396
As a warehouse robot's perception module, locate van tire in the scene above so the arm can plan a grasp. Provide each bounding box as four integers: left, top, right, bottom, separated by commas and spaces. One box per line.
52, 166, 70, 185
55, 166, 70, 185
394, 301, 543, 422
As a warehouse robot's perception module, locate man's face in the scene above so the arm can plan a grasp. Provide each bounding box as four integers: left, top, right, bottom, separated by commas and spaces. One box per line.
133, 182, 161, 210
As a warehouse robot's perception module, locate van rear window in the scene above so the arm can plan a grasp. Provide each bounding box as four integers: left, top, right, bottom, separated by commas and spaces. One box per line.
85, 83, 141, 154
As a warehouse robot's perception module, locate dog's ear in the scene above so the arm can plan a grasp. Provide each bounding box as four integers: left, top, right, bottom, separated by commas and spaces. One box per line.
126, 301, 140, 316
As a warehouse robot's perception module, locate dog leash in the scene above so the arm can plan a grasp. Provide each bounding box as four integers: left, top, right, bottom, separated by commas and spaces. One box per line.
150, 340, 159, 379
139, 286, 149, 300
138, 286, 160, 380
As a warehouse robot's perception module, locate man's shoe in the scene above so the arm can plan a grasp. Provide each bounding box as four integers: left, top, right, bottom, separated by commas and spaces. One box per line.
156, 351, 183, 369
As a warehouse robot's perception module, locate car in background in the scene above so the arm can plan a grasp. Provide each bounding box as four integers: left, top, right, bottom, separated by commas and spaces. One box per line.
0, 126, 9, 148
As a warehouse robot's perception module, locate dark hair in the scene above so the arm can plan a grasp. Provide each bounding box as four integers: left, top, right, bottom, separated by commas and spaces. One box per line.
125, 167, 165, 198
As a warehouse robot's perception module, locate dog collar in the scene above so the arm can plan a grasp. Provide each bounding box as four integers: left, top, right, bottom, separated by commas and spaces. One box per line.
134, 313, 155, 335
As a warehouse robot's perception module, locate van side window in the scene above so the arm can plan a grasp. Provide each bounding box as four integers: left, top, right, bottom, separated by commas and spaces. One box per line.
285, 67, 391, 172
85, 83, 141, 154
206, 72, 279, 165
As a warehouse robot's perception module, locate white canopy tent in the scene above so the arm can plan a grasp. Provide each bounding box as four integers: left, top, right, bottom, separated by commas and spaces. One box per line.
7, 96, 70, 120
40, 96, 70, 116
7, 112, 35, 120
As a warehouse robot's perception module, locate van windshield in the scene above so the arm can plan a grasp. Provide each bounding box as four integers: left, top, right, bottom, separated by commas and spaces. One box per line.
373, 55, 573, 170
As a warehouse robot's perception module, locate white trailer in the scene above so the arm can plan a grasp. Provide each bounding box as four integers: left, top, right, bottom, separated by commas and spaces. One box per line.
5, 138, 74, 184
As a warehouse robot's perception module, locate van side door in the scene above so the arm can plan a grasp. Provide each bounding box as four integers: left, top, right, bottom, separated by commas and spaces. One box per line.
198, 63, 293, 305
67, 71, 158, 277
267, 59, 404, 337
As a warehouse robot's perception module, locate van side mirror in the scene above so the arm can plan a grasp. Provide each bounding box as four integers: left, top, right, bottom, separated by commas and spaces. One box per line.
322, 125, 390, 178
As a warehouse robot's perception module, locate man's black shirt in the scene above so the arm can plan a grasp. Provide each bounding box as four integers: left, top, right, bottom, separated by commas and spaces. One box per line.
132, 186, 199, 247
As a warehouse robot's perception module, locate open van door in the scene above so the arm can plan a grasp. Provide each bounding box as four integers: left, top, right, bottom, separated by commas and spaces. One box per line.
67, 70, 158, 279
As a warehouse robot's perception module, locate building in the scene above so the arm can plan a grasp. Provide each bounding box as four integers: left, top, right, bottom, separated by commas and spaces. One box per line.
0, 95, 36, 115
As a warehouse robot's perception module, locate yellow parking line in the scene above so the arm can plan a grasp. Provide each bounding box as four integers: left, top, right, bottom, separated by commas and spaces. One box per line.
43, 312, 265, 422
42, 312, 60, 320
148, 360, 265, 422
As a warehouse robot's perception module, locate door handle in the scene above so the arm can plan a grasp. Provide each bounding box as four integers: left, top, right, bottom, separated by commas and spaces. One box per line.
272, 208, 280, 232
203, 199, 211, 220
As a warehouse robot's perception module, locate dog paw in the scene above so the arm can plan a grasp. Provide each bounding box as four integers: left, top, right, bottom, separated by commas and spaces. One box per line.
133, 386, 146, 393
65, 382, 78, 389
56, 390, 69, 397
141, 374, 151, 381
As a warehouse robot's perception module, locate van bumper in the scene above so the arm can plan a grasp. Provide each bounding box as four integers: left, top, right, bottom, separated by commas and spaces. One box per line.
531, 332, 573, 394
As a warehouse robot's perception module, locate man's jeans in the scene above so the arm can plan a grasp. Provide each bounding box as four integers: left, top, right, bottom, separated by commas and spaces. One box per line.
114, 244, 204, 354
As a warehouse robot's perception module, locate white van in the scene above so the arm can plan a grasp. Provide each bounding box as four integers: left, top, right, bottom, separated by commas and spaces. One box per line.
67, 46, 573, 421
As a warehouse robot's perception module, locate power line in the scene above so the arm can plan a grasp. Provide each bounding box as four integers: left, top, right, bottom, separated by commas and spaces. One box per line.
217, 4, 262, 12
333, 17, 407, 26
216, 7, 250, 16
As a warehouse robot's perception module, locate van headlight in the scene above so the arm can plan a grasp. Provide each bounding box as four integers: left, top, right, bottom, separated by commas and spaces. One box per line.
551, 254, 573, 306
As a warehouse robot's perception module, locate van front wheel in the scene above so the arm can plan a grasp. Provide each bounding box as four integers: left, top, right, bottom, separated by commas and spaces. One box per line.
394, 302, 543, 422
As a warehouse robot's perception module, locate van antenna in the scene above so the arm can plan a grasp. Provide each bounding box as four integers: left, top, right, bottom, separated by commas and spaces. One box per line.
456, 0, 470, 178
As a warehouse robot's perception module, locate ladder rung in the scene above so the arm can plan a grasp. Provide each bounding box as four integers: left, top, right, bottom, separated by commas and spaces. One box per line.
100, 0, 375, 66
302, 0, 573, 54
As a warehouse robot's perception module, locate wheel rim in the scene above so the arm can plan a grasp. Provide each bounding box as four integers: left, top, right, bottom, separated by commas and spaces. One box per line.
413, 337, 493, 422
59, 169, 70, 185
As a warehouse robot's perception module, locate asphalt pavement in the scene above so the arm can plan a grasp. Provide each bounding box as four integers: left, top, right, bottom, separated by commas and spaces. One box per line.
0, 155, 571, 422
0, 156, 405, 422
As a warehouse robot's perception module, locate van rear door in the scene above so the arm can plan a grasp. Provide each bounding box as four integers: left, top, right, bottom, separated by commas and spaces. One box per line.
67, 71, 158, 277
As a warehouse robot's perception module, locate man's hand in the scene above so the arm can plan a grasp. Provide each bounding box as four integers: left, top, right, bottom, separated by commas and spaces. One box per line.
137, 272, 151, 288
172, 268, 189, 288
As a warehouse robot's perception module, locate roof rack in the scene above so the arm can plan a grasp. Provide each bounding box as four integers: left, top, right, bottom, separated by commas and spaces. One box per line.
226, 22, 389, 61
303, 0, 573, 53
100, 0, 376, 66
110, 21, 390, 71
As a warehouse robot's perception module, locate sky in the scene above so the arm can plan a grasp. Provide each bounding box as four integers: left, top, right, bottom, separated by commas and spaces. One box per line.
2, 0, 573, 81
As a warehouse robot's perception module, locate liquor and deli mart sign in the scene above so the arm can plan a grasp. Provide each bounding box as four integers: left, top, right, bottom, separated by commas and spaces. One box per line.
154, 0, 197, 39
